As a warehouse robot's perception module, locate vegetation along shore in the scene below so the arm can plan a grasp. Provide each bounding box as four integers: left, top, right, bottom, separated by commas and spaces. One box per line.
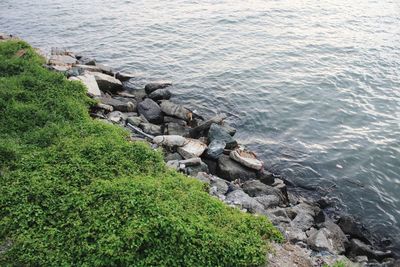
0, 34, 398, 266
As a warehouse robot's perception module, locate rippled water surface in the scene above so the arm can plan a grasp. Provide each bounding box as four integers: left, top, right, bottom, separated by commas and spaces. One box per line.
1, 0, 400, 251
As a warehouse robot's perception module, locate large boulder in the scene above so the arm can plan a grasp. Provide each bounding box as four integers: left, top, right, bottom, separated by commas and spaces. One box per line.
148, 88, 172, 101
93, 72, 123, 93
208, 124, 237, 149
160, 100, 192, 121
290, 212, 314, 231
242, 180, 285, 201
137, 98, 163, 124
217, 155, 257, 181
145, 82, 172, 94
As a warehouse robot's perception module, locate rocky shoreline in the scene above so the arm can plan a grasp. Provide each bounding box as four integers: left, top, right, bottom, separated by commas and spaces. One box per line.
4, 32, 397, 266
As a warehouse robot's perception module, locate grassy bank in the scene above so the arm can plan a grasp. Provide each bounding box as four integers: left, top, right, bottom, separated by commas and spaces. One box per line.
0, 40, 282, 266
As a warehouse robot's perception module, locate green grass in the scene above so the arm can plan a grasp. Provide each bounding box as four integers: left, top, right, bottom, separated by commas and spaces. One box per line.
0, 40, 283, 266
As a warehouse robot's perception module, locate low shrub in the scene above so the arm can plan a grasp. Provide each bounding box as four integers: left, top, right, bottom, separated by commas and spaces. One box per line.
0, 40, 282, 266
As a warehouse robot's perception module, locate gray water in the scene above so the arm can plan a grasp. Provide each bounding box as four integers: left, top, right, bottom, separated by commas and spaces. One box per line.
1, 0, 400, 251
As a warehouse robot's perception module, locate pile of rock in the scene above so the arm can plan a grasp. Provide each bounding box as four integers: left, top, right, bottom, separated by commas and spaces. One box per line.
45, 47, 398, 267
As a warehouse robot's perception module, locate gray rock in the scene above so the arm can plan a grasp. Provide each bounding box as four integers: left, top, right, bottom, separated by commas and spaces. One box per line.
49, 54, 77, 66
208, 123, 238, 149
225, 190, 265, 214
291, 212, 314, 231
187, 161, 209, 177
206, 140, 226, 160
160, 100, 191, 121
73, 73, 102, 97
254, 195, 281, 209
100, 97, 137, 112
166, 122, 189, 136
140, 122, 163, 136
307, 228, 335, 253
177, 139, 207, 159
287, 227, 308, 243
93, 72, 123, 93
148, 88, 172, 101
145, 82, 172, 94
126, 116, 143, 127
210, 176, 229, 196
95, 63, 114, 76
107, 111, 126, 123
137, 98, 163, 124
242, 180, 285, 203
217, 155, 257, 181
195, 172, 212, 184
321, 221, 349, 254
126, 88, 147, 102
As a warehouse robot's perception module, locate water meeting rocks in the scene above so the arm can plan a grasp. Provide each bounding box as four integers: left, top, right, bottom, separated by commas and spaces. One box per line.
208, 123, 238, 149
148, 88, 172, 101
137, 98, 163, 124
144, 82, 172, 94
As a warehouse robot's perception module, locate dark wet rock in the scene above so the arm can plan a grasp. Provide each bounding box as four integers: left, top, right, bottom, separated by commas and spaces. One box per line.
257, 169, 275, 185
208, 123, 238, 149
93, 72, 123, 93
137, 98, 163, 124
202, 158, 218, 175
225, 189, 265, 214
217, 155, 257, 181
348, 239, 392, 261
145, 82, 172, 94
160, 100, 192, 121
166, 122, 189, 136
206, 140, 226, 160
189, 114, 227, 138
126, 116, 143, 127
164, 152, 183, 162
78, 56, 96, 65
100, 97, 136, 112
164, 116, 187, 126
115, 72, 135, 82
187, 161, 209, 177
338, 215, 373, 245
148, 88, 172, 101
140, 122, 163, 136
